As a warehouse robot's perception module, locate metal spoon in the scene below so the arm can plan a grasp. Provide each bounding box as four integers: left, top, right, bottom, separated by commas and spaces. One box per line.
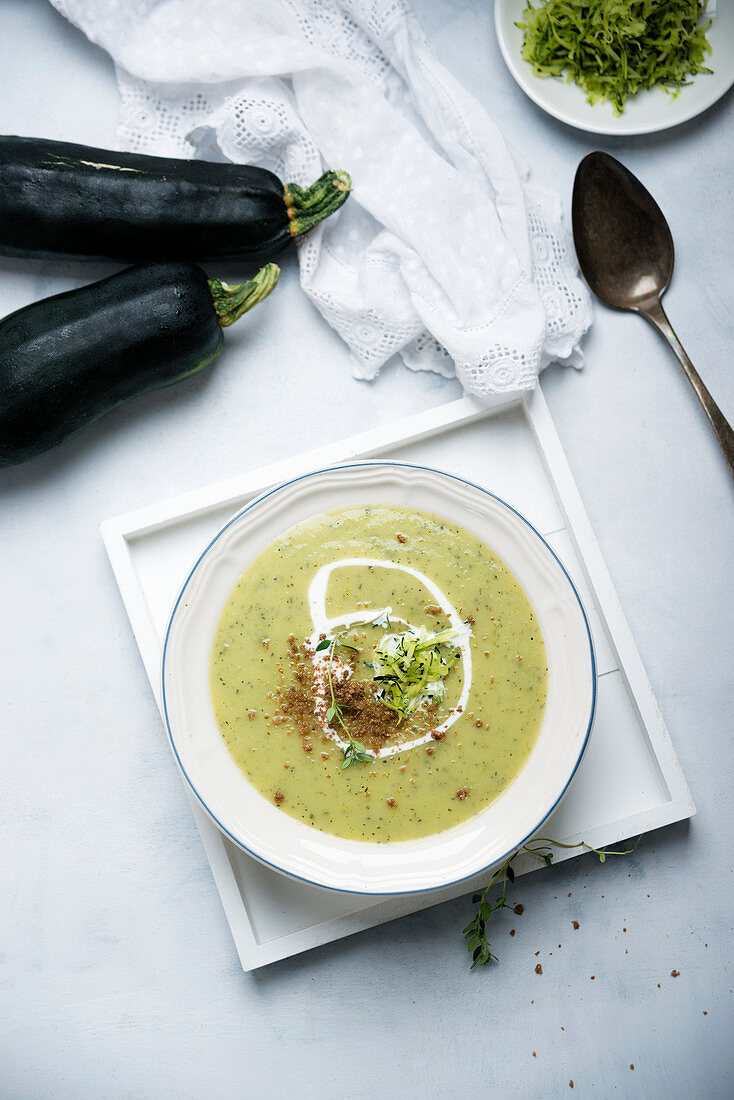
572, 151, 734, 480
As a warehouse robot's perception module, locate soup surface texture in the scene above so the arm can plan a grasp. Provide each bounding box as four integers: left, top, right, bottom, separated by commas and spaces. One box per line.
209, 505, 547, 842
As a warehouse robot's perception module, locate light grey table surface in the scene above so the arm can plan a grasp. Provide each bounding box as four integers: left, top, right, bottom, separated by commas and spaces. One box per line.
1, 2, 732, 1098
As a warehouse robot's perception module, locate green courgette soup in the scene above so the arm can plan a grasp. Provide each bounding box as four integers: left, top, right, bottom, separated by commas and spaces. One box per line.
209, 505, 547, 842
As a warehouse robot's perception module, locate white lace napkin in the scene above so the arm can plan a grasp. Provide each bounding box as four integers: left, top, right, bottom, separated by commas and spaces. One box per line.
51, 0, 591, 396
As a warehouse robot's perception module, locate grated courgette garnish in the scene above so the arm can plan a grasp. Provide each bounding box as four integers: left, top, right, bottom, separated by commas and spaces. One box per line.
518, 0, 713, 116
372, 625, 463, 723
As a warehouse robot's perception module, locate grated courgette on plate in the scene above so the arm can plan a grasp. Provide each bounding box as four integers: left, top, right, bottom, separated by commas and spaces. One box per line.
518, 0, 712, 116
494, 0, 734, 135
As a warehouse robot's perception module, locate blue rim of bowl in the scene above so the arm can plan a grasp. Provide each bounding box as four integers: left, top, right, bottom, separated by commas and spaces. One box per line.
161, 461, 597, 896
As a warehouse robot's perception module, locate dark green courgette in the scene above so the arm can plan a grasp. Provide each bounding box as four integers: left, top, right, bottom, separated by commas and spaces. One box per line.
0, 136, 351, 262
0, 260, 278, 469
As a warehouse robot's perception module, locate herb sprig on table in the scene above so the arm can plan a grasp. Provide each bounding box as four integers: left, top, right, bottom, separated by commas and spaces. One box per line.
464, 835, 642, 969
518, 1, 713, 117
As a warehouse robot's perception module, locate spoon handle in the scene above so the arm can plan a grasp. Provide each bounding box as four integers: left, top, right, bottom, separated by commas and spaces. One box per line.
640, 299, 734, 480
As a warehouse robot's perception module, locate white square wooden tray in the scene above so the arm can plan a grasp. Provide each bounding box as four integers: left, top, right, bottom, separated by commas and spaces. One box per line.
101, 388, 694, 970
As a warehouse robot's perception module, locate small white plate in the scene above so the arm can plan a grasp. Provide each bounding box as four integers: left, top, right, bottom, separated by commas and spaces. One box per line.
495, 1, 734, 135
161, 461, 595, 895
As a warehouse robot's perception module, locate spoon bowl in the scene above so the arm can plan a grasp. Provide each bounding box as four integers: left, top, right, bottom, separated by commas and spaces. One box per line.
573, 153, 673, 312
572, 152, 734, 479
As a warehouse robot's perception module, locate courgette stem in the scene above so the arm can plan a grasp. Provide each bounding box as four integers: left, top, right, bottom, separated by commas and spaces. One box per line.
208, 262, 280, 327
285, 170, 352, 238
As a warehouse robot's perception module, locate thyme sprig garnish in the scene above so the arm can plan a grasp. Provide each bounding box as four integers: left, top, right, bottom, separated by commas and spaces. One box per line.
340, 739, 372, 770
314, 633, 372, 769
464, 835, 643, 969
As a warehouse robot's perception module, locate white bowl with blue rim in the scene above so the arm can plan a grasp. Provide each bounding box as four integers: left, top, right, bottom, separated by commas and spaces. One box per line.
162, 462, 595, 895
